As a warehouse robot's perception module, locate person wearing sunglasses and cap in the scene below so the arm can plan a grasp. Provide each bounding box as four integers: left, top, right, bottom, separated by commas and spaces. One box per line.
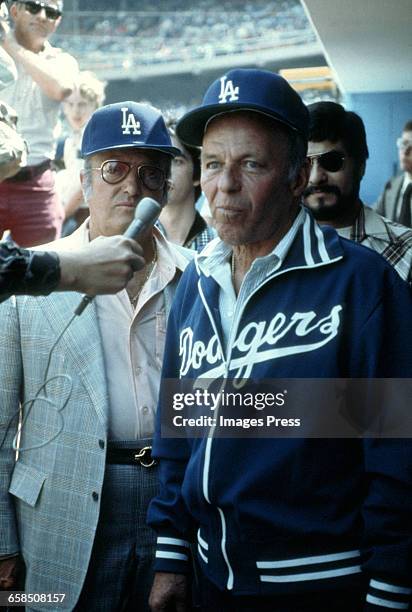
304, 102, 412, 285
0, 0, 78, 247
0, 101, 192, 610
375, 120, 412, 227
147, 69, 412, 612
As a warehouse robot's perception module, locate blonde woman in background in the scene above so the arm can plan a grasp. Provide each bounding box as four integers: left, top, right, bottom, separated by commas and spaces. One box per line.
56, 70, 106, 234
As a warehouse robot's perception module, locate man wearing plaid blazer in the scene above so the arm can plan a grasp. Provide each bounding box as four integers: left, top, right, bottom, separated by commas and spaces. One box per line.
0, 101, 192, 610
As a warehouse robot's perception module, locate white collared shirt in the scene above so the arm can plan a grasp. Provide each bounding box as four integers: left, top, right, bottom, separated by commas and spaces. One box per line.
56, 222, 189, 440
95, 228, 188, 440
197, 207, 305, 349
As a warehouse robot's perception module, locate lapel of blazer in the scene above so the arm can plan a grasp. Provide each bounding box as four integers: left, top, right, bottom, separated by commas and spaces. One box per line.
388, 174, 404, 219
35, 291, 109, 429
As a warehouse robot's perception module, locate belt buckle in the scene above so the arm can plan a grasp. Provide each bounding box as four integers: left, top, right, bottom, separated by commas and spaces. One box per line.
134, 446, 156, 468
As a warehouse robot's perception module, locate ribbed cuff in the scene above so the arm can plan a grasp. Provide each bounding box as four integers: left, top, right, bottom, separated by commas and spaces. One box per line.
154, 532, 191, 574
365, 578, 411, 609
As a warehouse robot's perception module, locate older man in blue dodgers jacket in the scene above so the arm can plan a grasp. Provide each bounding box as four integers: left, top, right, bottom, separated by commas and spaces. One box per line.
147, 69, 412, 612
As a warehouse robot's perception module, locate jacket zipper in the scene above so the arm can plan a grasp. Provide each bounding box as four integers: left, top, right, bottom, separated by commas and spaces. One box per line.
196, 255, 343, 590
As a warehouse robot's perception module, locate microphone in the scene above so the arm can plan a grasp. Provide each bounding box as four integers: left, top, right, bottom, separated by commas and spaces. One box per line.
74, 197, 162, 316
123, 197, 162, 239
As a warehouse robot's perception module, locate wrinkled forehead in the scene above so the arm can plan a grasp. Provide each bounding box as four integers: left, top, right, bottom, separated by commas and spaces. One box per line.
204, 109, 285, 138
202, 113, 291, 161
90, 148, 170, 169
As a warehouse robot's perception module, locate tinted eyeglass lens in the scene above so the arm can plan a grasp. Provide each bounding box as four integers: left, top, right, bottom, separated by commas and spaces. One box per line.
138, 166, 165, 190
101, 161, 165, 190
21, 1, 61, 19
101, 160, 129, 184
310, 151, 345, 172
45, 5, 61, 19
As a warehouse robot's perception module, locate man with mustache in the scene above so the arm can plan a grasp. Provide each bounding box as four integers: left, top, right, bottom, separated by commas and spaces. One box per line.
304, 101, 412, 284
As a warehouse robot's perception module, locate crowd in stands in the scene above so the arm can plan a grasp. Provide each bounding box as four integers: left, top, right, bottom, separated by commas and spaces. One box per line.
53, 0, 315, 70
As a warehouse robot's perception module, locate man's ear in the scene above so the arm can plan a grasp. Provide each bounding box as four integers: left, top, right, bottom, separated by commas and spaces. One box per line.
9, 3, 19, 20
291, 158, 310, 198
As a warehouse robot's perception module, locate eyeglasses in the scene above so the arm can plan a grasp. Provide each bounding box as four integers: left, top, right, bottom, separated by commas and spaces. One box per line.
17, 1, 62, 20
308, 150, 345, 173
90, 160, 167, 191
397, 138, 412, 151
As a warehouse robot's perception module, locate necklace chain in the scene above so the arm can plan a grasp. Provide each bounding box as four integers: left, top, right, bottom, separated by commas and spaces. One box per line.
129, 244, 157, 307
231, 252, 235, 278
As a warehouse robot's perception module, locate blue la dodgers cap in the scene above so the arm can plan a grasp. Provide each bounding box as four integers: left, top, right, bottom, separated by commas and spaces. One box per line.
176, 68, 309, 146
81, 101, 181, 158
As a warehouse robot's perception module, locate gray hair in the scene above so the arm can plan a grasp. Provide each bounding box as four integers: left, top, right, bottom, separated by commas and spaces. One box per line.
81, 157, 93, 203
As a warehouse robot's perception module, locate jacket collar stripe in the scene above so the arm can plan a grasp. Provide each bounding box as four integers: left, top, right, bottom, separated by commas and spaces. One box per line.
303, 215, 315, 266
314, 221, 330, 262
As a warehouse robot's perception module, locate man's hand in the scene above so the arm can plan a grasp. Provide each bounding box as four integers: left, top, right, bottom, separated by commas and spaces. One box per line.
57, 235, 145, 295
149, 572, 188, 612
0, 556, 22, 590
0, 156, 23, 182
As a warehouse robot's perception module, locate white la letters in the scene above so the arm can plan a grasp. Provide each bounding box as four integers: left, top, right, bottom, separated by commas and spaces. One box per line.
121, 107, 141, 135
218, 76, 239, 103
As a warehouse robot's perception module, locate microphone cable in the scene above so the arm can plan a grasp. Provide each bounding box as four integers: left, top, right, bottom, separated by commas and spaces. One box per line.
0, 197, 162, 452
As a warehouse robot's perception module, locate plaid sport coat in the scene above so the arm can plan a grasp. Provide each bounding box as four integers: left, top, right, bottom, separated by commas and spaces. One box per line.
0, 224, 192, 610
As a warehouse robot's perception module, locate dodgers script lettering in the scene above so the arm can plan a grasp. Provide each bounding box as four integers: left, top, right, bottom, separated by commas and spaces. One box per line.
179, 305, 342, 381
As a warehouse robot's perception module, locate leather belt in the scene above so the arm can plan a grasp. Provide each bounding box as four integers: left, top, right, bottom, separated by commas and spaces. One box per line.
106, 445, 157, 468
6, 159, 51, 182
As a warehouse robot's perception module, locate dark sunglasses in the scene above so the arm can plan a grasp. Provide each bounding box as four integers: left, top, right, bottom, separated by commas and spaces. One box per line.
18, 0, 62, 20
90, 159, 167, 191
308, 150, 345, 173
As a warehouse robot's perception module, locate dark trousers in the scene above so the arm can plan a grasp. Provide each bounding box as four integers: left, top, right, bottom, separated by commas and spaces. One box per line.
199, 575, 365, 612
75, 460, 159, 612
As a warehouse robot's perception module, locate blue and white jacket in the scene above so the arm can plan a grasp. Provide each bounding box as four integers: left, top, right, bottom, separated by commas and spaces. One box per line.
148, 212, 412, 610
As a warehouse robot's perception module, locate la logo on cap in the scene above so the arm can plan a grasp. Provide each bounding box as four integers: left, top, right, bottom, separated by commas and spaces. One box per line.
218, 76, 239, 104
121, 107, 141, 135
